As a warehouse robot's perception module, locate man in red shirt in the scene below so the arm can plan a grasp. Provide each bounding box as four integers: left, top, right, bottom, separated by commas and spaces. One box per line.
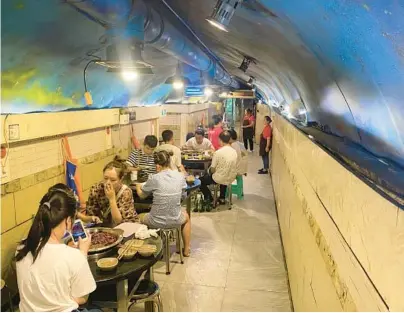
258, 116, 273, 174
208, 115, 224, 150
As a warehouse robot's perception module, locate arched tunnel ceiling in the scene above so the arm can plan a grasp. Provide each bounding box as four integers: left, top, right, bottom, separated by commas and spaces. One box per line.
164, 0, 404, 171
1, 0, 404, 199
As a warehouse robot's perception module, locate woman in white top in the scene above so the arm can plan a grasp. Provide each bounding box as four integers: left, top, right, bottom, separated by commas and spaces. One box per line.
15, 184, 96, 312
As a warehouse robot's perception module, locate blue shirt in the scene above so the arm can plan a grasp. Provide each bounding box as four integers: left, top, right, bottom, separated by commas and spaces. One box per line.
141, 170, 187, 228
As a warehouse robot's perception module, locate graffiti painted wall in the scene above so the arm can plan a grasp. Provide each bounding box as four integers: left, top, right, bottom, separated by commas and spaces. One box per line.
1, 0, 175, 113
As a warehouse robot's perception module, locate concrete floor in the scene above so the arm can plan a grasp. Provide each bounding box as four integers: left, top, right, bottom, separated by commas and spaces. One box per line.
134, 153, 292, 312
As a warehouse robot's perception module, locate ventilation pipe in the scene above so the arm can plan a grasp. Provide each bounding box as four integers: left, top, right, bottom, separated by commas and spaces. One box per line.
66, 0, 239, 89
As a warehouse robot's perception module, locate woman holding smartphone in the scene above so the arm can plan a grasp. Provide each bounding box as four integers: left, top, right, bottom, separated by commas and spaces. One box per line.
15, 184, 96, 312
80, 156, 138, 227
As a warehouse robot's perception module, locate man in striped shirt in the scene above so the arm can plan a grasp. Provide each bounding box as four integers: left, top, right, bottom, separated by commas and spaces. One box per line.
126, 135, 158, 178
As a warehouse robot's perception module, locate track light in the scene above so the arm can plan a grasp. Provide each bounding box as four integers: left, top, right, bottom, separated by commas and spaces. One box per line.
247, 76, 255, 86
239, 56, 256, 73
206, 0, 242, 32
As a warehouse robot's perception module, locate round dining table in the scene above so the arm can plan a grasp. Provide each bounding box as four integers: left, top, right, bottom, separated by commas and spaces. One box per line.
89, 236, 163, 312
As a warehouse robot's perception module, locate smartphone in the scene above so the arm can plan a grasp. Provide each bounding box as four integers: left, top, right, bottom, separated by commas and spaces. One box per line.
70, 219, 88, 245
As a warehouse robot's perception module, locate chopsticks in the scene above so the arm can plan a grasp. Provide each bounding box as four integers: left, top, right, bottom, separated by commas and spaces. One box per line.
117, 240, 135, 261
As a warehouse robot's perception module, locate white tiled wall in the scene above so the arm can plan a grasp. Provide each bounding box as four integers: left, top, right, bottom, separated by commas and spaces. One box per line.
8, 139, 63, 181
160, 114, 181, 126
69, 129, 109, 159
5, 130, 109, 183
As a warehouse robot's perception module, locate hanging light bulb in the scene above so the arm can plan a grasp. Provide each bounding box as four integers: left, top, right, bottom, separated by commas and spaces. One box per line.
173, 80, 184, 90
121, 71, 138, 81
204, 87, 213, 97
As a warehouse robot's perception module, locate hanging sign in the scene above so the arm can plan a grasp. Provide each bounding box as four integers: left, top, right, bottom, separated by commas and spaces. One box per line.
185, 87, 204, 97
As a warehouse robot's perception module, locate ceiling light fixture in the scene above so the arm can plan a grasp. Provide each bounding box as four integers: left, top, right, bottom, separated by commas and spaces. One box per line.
204, 87, 213, 97
239, 56, 257, 73
165, 62, 190, 90
247, 76, 255, 86
173, 80, 185, 90
121, 71, 138, 81
206, 0, 242, 32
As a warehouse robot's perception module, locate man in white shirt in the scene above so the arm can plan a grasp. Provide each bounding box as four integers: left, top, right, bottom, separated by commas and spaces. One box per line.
199, 131, 237, 205
155, 130, 186, 174
184, 129, 214, 151
229, 129, 248, 176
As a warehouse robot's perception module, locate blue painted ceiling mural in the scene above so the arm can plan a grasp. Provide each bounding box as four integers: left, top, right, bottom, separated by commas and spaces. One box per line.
1, 0, 404, 199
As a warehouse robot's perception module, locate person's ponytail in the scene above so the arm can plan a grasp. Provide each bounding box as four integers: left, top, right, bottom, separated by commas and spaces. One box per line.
15, 185, 76, 263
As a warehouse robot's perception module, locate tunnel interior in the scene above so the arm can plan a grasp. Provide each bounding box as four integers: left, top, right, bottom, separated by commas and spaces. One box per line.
1, 0, 404, 202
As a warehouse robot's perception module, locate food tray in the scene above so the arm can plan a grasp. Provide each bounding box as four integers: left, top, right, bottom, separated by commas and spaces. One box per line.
64, 227, 124, 254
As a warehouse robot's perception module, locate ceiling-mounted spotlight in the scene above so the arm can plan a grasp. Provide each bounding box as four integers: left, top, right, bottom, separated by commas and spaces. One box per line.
121, 71, 138, 81
98, 41, 154, 74
173, 80, 185, 90
239, 56, 257, 72
206, 0, 242, 32
165, 62, 191, 90
204, 87, 213, 97
247, 76, 255, 86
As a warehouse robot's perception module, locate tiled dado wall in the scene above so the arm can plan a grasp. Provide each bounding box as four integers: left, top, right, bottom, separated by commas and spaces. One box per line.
0, 114, 156, 287
271, 113, 404, 311
159, 114, 181, 146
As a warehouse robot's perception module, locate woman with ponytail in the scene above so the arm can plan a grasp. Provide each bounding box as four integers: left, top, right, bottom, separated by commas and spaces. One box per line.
136, 150, 191, 256
16, 184, 96, 312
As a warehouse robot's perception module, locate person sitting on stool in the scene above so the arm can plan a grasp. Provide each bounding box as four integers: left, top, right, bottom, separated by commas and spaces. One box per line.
199, 131, 237, 206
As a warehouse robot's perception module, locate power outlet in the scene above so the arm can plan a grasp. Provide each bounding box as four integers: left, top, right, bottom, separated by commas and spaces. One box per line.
9, 124, 20, 140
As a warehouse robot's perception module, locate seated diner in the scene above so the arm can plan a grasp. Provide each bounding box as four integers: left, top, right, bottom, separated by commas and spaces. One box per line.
135, 150, 191, 256
200, 131, 237, 205
183, 128, 214, 151
155, 129, 186, 174
126, 135, 158, 180
16, 184, 96, 312
79, 156, 138, 227
229, 129, 248, 176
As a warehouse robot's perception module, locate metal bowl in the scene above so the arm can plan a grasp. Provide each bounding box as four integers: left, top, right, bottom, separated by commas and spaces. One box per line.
64, 227, 124, 254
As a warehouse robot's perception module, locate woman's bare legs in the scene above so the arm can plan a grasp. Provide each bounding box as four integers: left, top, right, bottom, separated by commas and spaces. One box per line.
181, 210, 191, 256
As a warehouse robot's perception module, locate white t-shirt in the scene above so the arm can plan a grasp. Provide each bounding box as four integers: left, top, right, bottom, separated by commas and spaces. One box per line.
16, 243, 96, 312
155, 143, 182, 170
231, 142, 248, 175
185, 137, 214, 151
211, 145, 237, 185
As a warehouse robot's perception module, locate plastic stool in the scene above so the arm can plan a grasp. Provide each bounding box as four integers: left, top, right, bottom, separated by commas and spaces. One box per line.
227, 175, 244, 200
